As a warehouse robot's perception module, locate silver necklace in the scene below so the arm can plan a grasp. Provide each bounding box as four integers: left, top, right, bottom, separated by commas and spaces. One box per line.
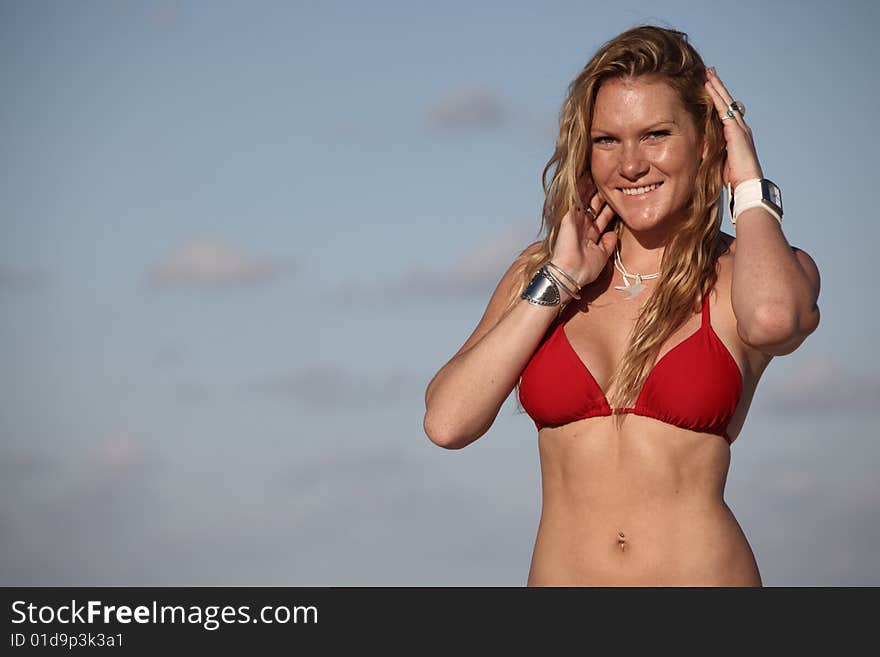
613, 245, 660, 300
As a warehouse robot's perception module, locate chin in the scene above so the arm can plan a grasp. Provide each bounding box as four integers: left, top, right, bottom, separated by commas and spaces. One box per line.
620, 202, 688, 229
616, 212, 666, 231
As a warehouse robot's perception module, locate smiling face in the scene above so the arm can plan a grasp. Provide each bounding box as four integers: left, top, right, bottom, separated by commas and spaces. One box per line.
589, 75, 705, 235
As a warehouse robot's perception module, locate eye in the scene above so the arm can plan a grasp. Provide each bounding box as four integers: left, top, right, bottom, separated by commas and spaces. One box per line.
646, 130, 671, 140
592, 136, 615, 145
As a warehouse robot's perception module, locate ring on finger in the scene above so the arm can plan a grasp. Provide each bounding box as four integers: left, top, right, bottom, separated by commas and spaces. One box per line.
584, 205, 597, 219
723, 100, 745, 119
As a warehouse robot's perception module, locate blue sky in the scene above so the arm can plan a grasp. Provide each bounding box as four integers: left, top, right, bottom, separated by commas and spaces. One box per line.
2, 0, 878, 585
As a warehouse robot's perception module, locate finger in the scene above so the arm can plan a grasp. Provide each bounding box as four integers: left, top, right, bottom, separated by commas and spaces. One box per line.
704, 79, 747, 131
583, 193, 607, 240
580, 193, 599, 226
704, 79, 729, 117
586, 191, 603, 216
598, 228, 618, 257
706, 68, 748, 131
706, 67, 734, 106
594, 202, 615, 239
707, 69, 749, 132
582, 203, 613, 246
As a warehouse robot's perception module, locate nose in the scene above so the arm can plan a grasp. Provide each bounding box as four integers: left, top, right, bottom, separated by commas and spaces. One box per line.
618, 144, 650, 182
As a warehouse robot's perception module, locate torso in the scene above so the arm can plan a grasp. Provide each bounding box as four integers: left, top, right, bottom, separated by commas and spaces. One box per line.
525, 233, 773, 586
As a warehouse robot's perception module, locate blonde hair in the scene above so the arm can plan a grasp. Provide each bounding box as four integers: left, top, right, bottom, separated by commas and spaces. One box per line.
510, 24, 729, 428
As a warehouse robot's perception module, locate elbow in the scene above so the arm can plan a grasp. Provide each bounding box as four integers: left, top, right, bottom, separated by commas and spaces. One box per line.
737, 302, 820, 356
423, 412, 469, 450
424, 407, 489, 450
423, 378, 468, 449
738, 303, 798, 346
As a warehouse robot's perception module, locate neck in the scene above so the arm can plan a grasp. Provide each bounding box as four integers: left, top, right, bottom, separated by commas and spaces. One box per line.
617, 226, 667, 274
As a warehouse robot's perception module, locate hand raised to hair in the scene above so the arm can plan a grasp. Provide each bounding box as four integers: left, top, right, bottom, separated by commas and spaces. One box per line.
704, 66, 764, 189
550, 173, 618, 299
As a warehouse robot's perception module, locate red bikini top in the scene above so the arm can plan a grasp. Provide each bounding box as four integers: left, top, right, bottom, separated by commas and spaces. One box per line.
517, 292, 742, 444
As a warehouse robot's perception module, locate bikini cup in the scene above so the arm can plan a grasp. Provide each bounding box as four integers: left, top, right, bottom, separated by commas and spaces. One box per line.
517, 291, 742, 443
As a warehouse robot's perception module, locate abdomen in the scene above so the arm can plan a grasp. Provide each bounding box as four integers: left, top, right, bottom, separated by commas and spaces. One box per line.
527, 499, 761, 586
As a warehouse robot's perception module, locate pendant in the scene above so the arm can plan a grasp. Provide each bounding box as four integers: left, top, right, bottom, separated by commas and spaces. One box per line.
614, 272, 647, 300
614, 281, 646, 299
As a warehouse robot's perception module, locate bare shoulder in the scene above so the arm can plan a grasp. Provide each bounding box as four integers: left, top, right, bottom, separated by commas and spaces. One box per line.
713, 232, 771, 376
711, 232, 737, 283
447, 239, 543, 361
713, 231, 737, 304
518, 240, 545, 260
719, 230, 737, 256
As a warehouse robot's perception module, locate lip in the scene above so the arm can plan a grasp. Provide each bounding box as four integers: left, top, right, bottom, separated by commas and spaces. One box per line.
617, 181, 664, 199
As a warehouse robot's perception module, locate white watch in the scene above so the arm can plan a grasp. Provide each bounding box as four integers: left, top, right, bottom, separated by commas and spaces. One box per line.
728, 178, 783, 226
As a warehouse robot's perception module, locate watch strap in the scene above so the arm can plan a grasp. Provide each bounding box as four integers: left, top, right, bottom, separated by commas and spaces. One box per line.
729, 178, 783, 227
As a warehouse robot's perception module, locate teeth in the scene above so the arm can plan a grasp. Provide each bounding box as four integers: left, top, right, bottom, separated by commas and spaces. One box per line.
621, 183, 661, 196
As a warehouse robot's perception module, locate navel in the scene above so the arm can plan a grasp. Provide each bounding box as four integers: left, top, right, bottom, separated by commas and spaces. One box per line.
617, 531, 627, 552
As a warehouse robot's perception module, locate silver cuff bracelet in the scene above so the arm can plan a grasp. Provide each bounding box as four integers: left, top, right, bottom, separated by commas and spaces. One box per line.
521, 266, 561, 307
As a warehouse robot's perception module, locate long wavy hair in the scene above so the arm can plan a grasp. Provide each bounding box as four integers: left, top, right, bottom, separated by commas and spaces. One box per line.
509, 24, 729, 428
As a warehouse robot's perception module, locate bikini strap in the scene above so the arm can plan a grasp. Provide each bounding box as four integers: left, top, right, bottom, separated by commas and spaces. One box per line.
701, 290, 711, 327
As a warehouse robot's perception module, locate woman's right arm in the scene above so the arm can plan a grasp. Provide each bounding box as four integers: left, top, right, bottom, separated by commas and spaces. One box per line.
423, 240, 570, 450
424, 177, 618, 449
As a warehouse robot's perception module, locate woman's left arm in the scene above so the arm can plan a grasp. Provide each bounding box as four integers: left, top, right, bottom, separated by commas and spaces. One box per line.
729, 210, 820, 355
705, 67, 821, 356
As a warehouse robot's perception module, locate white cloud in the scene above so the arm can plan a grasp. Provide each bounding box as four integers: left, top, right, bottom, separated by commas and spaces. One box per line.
146, 237, 295, 289
426, 85, 505, 130
331, 222, 540, 304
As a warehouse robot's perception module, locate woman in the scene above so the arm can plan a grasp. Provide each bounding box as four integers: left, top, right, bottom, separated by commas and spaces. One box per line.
423, 25, 820, 586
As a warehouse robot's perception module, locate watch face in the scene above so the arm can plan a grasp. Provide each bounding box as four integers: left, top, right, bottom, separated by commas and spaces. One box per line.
762, 179, 783, 214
